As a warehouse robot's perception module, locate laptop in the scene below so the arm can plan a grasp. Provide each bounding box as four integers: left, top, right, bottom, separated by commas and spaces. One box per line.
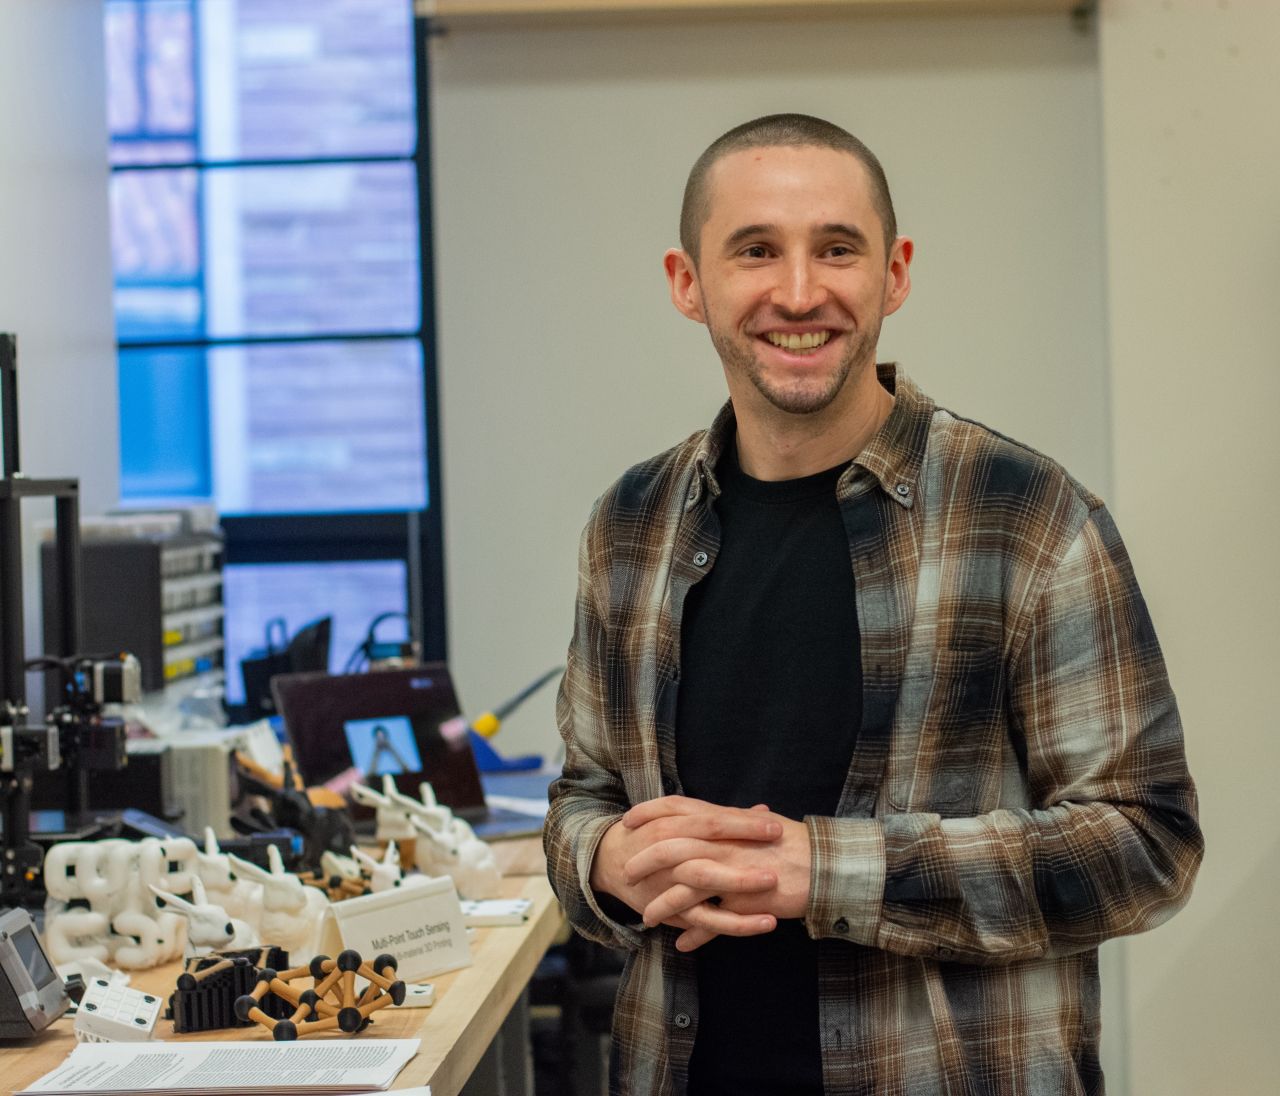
270, 664, 544, 840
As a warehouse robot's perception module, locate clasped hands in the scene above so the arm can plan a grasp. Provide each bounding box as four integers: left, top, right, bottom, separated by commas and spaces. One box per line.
590, 795, 810, 952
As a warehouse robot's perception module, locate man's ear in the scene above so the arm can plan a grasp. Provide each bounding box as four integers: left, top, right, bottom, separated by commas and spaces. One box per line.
882, 236, 913, 318
664, 248, 705, 324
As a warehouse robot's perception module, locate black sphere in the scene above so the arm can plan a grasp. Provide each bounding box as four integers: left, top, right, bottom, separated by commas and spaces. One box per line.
338, 1006, 362, 1033
273, 1019, 298, 1041
389, 980, 407, 1006
309, 955, 330, 979
337, 949, 362, 973
234, 996, 255, 1022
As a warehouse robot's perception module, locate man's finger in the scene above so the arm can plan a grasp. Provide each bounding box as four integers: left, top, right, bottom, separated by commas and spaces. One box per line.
641, 870, 771, 925
623, 797, 779, 834
624, 835, 780, 885
651, 813, 781, 845
640, 883, 710, 927
620, 795, 699, 827
679, 902, 775, 937
668, 903, 776, 946
669, 860, 776, 895
624, 810, 781, 847
674, 926, 718, 952
623, 837, 717, 883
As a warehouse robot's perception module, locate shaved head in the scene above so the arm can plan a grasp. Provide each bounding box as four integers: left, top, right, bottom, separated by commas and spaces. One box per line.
680, 114, 896, 264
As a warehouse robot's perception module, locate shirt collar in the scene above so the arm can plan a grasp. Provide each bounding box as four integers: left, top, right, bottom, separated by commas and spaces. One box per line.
851, 363, 934, 508
689, 363, 934, 511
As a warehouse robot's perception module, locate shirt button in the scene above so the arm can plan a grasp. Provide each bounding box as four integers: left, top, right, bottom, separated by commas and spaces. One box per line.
895, 483, 911, 497
687, 485, 698, 501
692, 551, 709, 566
674, 1012, 691, 1028
937, 946, 954, 960
833, 917, 850, 935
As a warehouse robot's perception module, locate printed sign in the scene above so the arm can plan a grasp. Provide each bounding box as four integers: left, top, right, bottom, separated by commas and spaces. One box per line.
320, 876, 472, 982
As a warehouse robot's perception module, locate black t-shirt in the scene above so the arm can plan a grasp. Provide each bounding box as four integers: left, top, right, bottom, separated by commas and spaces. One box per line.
676, 441, 863, 1095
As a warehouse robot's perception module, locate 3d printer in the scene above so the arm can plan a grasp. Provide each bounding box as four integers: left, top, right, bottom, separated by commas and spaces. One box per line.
0, 333, 133, 907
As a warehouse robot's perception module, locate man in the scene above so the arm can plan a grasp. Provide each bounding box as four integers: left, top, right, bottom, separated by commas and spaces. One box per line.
544, 114, 1201, 1096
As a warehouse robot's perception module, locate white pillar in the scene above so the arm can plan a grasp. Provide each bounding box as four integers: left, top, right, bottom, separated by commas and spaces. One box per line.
0, 0, 117, 697
1099, 2, 1280, 1092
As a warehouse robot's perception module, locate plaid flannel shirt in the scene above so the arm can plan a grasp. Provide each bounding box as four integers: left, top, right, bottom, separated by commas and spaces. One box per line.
545, 365, 1202, 1096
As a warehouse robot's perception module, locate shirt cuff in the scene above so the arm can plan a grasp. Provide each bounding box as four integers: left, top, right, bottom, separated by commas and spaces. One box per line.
577, 812, 647, 949
804, 815, 885, 946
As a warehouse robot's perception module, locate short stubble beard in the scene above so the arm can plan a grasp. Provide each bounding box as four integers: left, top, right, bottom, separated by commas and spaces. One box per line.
709, 316, 882, 417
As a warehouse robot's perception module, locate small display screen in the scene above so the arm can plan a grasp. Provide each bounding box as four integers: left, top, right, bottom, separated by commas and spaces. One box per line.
272, 665, 487, 818
12, 925, 56, 989
343, 715, 424, 777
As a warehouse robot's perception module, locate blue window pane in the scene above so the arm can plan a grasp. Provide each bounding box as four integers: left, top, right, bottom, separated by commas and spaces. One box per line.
106, 0, 197, 165
105, 3, 142, 135
108, 0, 414, 165
119, 347, 212, 498
202, 0, 416, 160
223, 560, 408, 704
143, 3, 195, 135
202, 162, 420, 339
111, 169, 203, 340
210, 339, 427, 515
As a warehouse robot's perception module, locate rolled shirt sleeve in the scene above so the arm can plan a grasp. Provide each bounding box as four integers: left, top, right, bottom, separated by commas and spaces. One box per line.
802, 505, 1201, 963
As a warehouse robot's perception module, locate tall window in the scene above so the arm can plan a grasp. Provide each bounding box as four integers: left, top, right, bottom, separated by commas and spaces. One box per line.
105, 0, 444, 696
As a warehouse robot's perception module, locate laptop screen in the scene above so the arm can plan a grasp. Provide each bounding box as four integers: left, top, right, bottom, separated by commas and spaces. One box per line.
271, 664, 487, 817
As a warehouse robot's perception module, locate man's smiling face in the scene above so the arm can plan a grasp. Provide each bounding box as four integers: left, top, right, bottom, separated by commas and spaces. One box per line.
666, 144, 911, 421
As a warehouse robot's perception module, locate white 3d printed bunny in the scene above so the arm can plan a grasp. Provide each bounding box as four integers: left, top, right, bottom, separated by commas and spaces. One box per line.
320, 848, 365, 886
194, 828, 263, 931
349, 842, 432, 894
349, 778, 418, 844
149, 877, 257, 956
225, 845, 328, 955
410, 815, 502, 899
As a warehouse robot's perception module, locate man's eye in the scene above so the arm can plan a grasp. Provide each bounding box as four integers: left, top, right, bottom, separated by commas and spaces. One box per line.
742, 245, 769, 259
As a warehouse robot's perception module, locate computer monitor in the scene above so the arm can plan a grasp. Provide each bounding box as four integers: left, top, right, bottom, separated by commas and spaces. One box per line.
223, 559, 407, 705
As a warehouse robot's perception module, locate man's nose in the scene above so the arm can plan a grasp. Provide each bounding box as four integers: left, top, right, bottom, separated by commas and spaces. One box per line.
771, 257, 827, 316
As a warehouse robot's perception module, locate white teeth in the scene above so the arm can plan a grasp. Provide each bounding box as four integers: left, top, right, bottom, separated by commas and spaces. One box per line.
765, 331, 831, 351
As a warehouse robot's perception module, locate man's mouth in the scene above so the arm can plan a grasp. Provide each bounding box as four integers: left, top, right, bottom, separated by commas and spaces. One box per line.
762, 331, 832, 353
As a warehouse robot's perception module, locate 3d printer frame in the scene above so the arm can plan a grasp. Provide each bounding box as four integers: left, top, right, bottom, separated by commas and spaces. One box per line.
0, 332, 85, 906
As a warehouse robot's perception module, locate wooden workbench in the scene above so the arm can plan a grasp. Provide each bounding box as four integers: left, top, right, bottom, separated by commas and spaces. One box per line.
9, 840, 561, 1096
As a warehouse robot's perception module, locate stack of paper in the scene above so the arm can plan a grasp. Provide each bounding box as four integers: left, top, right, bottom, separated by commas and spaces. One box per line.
16, 1040, 421, 1095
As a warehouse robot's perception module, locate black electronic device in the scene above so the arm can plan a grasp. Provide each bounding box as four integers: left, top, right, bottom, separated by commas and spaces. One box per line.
238, 615, 331, 720
0, 334, 151, 906
342, 611, 417, 673
0, 333, 86, 905
271, 665, 541, 839
0, 907, 70, 1038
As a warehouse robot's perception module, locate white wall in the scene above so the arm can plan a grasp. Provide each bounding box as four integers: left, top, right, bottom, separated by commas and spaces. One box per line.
430, 10, 1109, 757
0, 1, 118, 697
1098, 2, 1280, 1093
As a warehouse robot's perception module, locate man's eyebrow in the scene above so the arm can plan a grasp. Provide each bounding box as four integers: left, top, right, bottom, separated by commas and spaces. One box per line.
722, 224, 777, 251
720, 222, 872, 252
818, 223, 870, 249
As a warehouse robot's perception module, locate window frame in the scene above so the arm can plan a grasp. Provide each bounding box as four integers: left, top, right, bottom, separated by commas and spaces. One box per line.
108, 3, 446, 662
